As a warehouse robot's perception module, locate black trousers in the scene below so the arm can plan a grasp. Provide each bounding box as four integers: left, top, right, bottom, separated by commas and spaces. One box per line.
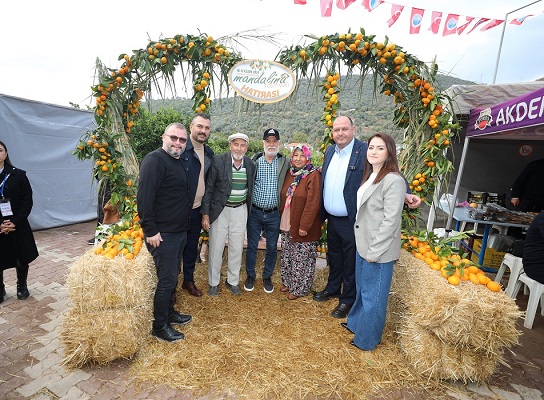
325, 215, 356, 307
182, 207, 202, 282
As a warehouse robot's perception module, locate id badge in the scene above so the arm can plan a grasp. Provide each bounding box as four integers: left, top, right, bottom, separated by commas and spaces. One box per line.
0, 199, 13, 217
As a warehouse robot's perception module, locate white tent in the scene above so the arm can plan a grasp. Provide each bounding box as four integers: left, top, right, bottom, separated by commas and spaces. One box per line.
429, 81, 544, 230
0, 94, 97, 230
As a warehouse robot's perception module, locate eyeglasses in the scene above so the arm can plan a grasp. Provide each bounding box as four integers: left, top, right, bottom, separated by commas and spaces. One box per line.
166, 135, 187, 143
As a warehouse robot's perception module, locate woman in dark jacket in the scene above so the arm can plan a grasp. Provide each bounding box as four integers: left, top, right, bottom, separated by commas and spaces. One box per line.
278, 144, 322, 300
0, 140, 39, 303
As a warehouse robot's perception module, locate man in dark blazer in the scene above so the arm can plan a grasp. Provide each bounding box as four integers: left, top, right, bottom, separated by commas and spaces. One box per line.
180, 113, 214, 297
201, 133, 256, 296
314, 116, 421, 318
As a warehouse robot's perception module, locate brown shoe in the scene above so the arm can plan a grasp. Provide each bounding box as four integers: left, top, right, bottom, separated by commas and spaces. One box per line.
280, 285, 289, 292
182, 281, 202, 297
287, 293, 299, 300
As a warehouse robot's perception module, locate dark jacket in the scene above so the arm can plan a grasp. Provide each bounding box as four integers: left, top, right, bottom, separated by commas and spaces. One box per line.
251, 152, 290, 210
279, 168, 322, 242
0, 164, 39, 269
511, 158, 544, 212
321, 139, 368, 226
137, 148, 191, 237
522, 210, 544, 283
201, 152, 256, 224
184, 139, 214, 207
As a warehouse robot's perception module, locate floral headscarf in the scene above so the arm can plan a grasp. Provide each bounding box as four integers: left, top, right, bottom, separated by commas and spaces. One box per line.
285, 144, 316, 209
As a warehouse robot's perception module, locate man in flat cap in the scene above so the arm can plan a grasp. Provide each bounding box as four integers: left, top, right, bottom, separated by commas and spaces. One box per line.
201, 133, 256, 296
243, 128, 289, 293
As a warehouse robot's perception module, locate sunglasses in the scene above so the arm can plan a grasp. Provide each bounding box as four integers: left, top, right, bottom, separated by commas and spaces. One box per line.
166, 135, 187, 143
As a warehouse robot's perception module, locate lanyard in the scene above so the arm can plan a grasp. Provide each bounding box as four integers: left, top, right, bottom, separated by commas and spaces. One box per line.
0, 173, 10, 199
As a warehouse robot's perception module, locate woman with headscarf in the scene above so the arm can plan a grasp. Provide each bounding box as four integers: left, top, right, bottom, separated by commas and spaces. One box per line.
279, 144, 322, 300
0, 140, 39, 303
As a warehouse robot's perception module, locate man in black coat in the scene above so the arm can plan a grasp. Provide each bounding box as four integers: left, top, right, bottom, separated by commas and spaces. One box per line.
511, 158, 544, 213
137, 123, 193, 342
181, 114, 214, 297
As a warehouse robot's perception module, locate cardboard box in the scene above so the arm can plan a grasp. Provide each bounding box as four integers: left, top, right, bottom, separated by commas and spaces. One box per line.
470, 239, 506, 269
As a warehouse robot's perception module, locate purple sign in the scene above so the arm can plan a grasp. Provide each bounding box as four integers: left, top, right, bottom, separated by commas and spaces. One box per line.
467, 86, 544, 137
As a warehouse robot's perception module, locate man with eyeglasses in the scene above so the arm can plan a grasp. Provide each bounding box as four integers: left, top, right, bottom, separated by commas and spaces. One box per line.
137, 123, 192, 342
243, 128, 289, 294
180, 113, 214, 297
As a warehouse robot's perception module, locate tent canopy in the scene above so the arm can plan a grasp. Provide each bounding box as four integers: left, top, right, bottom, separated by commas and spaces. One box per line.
466, 86, 544, 140
429, 82, 544, 230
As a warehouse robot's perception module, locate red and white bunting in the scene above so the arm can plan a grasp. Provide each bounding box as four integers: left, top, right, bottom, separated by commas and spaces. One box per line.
409, 7, 424, 34
428, 11, 442, 34
442, 14, 459, 36
387, 4, 404, 27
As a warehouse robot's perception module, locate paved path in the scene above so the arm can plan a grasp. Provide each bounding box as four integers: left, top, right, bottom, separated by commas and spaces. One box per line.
1, 221, 543, 399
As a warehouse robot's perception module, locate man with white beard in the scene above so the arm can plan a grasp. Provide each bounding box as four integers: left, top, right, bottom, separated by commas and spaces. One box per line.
201, 133, 256, 296
243, 128, 289, 294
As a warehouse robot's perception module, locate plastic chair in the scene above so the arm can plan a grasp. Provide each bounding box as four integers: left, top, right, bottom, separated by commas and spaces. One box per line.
494, 253, 524, 298
515, 274, 544, 329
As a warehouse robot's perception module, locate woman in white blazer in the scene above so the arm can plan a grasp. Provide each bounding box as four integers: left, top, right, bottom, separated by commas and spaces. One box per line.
344, 133, 406, 351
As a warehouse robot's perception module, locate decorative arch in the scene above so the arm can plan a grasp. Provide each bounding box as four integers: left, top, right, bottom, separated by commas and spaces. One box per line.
74, 29, 457, 230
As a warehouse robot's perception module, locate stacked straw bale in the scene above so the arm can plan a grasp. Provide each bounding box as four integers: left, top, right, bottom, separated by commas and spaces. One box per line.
61, 246, 156, 367
389, 251, 522, 382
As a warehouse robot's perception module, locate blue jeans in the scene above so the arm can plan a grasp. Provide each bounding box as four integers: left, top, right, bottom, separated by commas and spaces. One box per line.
245, 207, 280, 279
347, 253, 394, 351
146, 232, 187, 329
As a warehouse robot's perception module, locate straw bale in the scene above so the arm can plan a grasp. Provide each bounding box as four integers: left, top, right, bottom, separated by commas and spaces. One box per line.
66, 246, 156, 312
397, 317, 499, 382
61, 307, 151, 368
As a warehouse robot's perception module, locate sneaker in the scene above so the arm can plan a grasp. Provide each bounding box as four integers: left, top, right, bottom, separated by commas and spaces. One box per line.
225, 279, 241, 295
87, 237, 95, 245
244, 275, 255, 292
208, 285, 219, 296
263, 277, 274, 293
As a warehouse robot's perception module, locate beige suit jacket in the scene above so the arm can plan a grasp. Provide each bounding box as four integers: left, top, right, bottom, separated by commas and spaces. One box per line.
354, 172, 405, 263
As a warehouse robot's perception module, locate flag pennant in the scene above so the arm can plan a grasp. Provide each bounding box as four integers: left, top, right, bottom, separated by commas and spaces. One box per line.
320, 0, 333, 16
336, 0, 356, 9
510, 14, 533, 25
429, 11, 442, 34
409, 8, 424, 34
457, 16, 474, 34
387, 4, 404, 27
442, 14, 459, 36
293, 0, 307, 4
467, 17, 489, 34
480, 19, 505, 32
362, 0, 383, 12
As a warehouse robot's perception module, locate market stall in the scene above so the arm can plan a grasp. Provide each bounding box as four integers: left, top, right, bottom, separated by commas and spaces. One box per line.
428, 82, 544, 234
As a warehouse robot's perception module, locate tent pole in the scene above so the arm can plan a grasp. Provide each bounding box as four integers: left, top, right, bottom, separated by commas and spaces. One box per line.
447, 136, 470, 230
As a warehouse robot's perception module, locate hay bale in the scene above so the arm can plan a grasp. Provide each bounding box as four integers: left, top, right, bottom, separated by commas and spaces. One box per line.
397, 317, 499, 382
66, 246, 156, 312
391, 251, 522, 381
61, 307, 151, 368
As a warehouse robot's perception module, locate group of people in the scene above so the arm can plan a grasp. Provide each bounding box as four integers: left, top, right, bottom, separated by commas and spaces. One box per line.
137, 114, 421, 351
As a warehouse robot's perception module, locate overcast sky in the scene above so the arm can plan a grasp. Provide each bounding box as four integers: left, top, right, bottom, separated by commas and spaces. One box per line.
1, 0, 542, 107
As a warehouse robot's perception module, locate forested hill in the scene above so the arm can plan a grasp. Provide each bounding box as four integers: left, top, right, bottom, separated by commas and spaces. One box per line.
149, 73, 475, 145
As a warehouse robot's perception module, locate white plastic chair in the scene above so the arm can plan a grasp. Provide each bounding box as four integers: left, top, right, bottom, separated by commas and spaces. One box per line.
514, 274, 544, 329
494, 253, 524, 298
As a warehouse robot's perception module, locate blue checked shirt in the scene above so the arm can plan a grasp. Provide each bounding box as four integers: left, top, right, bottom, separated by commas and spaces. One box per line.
252, 156, 278, 209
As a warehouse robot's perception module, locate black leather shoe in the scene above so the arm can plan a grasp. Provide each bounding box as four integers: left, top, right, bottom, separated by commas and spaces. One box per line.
182, 281, 202, 297
313, 289, 340, 302
341, 322, 354, 333
152, 324, 185, 342
169, 312, 192, 326
17, 283, 29, 300
331, 303, 351, 319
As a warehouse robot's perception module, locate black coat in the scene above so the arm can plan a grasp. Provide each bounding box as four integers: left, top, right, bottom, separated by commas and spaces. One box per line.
0, 164, 39, 269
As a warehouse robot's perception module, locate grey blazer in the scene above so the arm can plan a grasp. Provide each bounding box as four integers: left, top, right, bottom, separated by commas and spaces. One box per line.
201, 152, 256, 224
354, 172, 406, 263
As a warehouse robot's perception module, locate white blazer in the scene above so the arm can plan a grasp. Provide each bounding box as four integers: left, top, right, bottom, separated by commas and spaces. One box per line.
354, 172, 406, 263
